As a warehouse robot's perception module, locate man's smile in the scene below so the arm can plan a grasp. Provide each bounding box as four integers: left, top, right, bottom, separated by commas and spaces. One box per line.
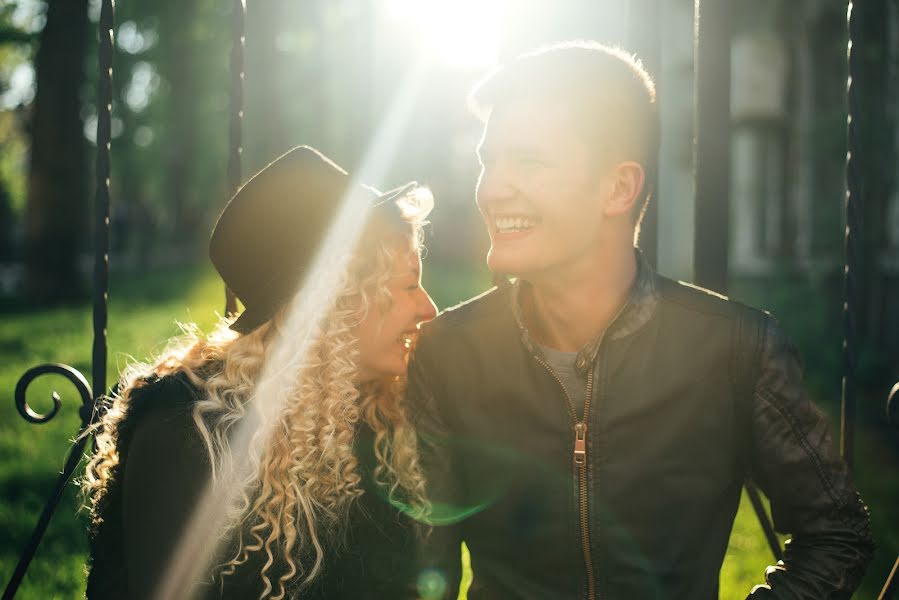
492, 213, 541, 235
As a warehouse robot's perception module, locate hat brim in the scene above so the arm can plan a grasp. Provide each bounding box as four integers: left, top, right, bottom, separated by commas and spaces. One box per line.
229, 306, 271, 334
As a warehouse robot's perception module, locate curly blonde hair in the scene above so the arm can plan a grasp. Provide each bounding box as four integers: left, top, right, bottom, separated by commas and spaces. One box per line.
83, 187, 433, 599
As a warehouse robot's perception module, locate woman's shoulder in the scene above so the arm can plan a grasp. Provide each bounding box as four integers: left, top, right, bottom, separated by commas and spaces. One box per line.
122, 370, 209, 466
128, 370, 202, 406
113, 371, 207, 463
123, 370, 201, 422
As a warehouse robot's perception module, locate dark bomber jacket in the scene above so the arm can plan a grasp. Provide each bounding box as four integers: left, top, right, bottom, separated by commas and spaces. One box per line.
407, 255, 874, 599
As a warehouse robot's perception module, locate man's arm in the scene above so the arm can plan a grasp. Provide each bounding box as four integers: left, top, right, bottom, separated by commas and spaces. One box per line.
746, 317, 874, 599
407, 334, 465, 599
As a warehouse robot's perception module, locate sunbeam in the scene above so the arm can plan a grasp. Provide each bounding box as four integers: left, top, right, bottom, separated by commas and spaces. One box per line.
154, 56, 433, 599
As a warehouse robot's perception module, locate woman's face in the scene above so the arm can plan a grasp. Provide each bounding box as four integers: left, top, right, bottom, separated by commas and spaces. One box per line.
354, 245, 437, 383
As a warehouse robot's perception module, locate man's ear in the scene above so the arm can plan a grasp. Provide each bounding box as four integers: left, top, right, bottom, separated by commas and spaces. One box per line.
603, 161, 645, 218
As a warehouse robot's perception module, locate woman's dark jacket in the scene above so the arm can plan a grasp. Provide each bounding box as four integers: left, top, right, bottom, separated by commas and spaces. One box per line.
86, 373, 421, 599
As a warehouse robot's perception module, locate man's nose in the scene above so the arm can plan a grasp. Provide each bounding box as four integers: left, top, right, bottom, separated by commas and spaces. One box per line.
476, 164, 515, 208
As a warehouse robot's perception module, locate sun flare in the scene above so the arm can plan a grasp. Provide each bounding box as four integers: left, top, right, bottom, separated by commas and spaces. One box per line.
385, 0, 503, 69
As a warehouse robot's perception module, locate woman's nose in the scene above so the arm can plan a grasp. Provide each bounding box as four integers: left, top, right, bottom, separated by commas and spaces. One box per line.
417, 288, 438, 323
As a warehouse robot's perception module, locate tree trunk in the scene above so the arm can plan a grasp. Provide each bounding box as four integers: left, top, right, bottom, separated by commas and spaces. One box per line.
23, 0, 89, 304
158, 1, 198, 244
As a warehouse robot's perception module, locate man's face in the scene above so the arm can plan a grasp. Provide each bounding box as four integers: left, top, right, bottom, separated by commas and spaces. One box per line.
475, 99, 613, 277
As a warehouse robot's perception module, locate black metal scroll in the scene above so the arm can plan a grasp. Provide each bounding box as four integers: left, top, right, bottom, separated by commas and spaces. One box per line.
881, 557, 899, 600
888, 382, 899, 429
879, 384, 899, 600
880, 386, 899, 599
692, 0, 731, 294
3, 367, 95, 600
15, 364, 93, 424
841, 0, 862, 469
744, 481, 784, 561
1, 0, 115, 597
843, 5, 899, 599
224, 0, 245, 317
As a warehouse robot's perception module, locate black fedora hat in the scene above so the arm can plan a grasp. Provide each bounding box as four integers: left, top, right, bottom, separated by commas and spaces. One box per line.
210, 145, 385, 334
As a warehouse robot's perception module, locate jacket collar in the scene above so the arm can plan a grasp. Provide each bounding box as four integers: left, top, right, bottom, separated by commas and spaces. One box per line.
510, 249, 659, 377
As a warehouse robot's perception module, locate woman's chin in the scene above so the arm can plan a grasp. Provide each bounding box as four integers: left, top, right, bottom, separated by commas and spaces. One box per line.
355, 361, 407, 385
379, 362, 408, 380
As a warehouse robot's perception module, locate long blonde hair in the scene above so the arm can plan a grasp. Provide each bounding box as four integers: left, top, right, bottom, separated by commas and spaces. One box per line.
83, 188, 433, 599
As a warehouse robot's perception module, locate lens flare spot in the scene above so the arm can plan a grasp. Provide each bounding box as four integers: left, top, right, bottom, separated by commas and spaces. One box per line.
417, 568, 448, 599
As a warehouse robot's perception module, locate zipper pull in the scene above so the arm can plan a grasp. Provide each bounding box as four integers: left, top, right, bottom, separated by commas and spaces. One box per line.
574, 422, 587, 465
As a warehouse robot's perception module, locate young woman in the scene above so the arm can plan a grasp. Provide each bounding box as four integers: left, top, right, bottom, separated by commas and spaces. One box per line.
82, 146, 438, 599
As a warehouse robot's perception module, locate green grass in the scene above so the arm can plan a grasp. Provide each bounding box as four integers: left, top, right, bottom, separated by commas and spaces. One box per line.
0, 263, 896, 599
1, 264, 225, 599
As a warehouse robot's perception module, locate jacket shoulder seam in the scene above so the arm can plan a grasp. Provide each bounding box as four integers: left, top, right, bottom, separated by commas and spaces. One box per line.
659, 281, 771, 326
656, 279, 737, 317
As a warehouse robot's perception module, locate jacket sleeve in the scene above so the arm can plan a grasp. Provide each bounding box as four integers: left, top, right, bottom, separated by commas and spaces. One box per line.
745, 317, 874, 599
407, 331, 465, 599
122, 401, 211, 599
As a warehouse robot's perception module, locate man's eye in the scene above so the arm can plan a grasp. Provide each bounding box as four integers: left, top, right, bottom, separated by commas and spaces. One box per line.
407, 284, 420, 291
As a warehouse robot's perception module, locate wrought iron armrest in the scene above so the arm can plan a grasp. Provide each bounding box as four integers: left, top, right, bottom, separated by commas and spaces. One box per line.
3, 363, 100, 600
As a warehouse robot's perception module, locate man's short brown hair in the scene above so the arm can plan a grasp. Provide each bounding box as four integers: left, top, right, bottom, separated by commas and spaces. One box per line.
468, 40, 659, 224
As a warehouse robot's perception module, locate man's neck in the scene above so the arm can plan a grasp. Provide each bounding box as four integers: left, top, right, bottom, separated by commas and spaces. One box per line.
523, 243, 637, 353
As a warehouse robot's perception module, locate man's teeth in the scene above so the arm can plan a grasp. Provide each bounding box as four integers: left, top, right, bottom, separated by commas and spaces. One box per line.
495, 216, 538, 232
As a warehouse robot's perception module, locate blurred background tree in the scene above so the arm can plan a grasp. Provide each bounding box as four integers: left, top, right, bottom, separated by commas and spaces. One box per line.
21, 0, 88, 304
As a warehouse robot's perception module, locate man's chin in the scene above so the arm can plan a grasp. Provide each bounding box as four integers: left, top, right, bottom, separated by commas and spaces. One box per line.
486, 249, 537, 276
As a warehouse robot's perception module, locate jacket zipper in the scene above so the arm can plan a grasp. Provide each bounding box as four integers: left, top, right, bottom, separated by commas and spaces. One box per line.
530, 298, 631, 600
533, 354, 596, 599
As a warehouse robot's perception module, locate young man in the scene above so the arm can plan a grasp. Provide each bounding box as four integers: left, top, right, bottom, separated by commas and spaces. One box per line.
408, 42, 873, 599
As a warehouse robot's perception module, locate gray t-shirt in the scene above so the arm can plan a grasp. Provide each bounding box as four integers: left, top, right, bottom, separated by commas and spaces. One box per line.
538, 344, 588, 416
